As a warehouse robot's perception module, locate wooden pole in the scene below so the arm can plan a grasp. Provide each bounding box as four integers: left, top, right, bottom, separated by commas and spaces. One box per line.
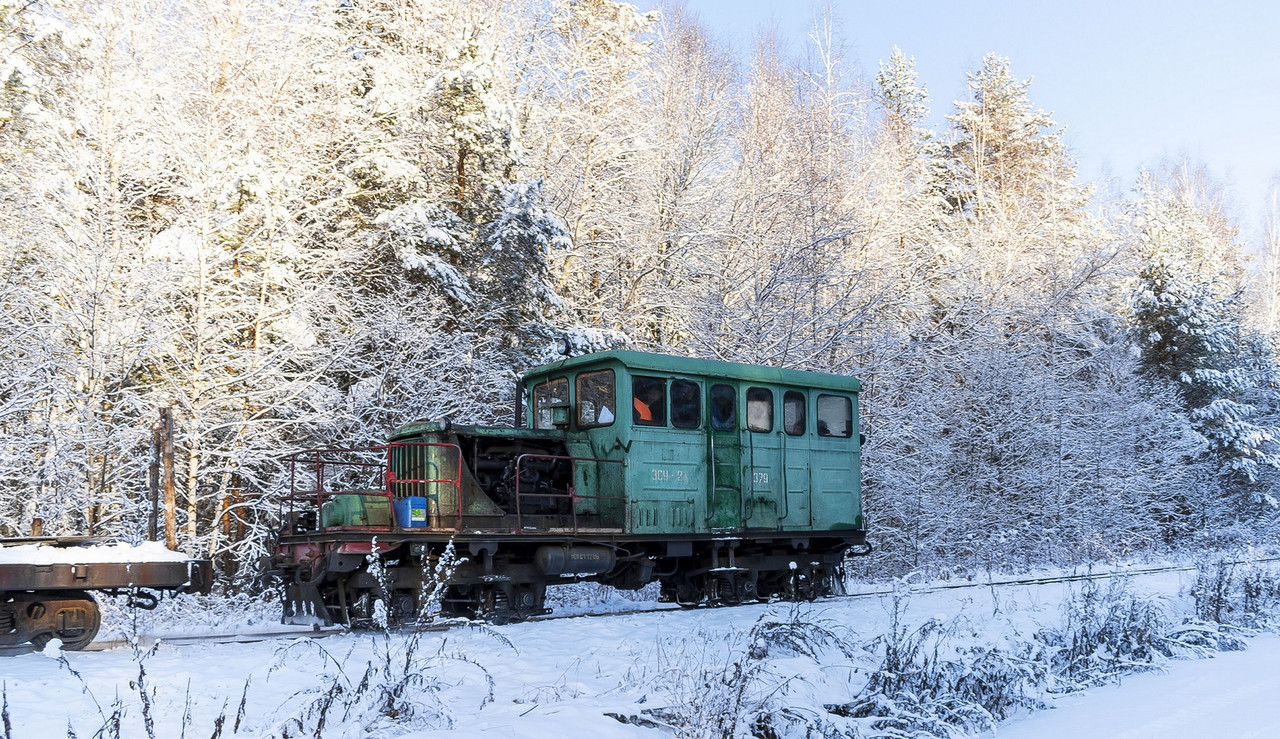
160, 407, 177, 551
149, 422, 161, 542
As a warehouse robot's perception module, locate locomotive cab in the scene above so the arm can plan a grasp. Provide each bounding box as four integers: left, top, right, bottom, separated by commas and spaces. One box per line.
520, 351, 865, 536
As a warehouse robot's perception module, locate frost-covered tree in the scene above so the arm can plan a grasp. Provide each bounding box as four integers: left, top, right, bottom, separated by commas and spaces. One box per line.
875, 47, 938, 174
690, 20, 884, 372
1130, 173, 1280, 485
518, 0, 657, 333
944, 54, 1079, 220
75, 0, 353, 564
1, 0, 71, 151
863, 46, 949, 363
607, 6, 733, 347
316, 0, 579, 450
0, 0, 68, 534
1253, 182, 1280, 336
0, 0, 164, 538
3, 0, 1277, 578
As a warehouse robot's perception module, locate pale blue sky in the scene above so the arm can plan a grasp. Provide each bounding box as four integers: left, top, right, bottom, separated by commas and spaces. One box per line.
646, 0, 1279, 241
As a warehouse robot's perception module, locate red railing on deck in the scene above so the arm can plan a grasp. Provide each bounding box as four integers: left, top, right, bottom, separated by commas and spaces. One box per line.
282, 443, 463, 533
384, 442, 464, 531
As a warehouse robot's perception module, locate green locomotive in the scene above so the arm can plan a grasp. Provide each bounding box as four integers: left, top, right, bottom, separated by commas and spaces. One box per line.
273, 350, 868, 624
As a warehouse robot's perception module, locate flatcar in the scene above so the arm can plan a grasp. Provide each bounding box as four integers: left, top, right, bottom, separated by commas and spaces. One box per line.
273, 350, 868, 624
0, 537, 213, 650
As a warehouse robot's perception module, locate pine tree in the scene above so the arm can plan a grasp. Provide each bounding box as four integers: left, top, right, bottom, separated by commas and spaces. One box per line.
875, 47, 934, 164
944, 54, 1078, 220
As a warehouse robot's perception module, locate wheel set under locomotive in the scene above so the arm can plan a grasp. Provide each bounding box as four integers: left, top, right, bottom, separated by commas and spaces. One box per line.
272, 350, 870, 626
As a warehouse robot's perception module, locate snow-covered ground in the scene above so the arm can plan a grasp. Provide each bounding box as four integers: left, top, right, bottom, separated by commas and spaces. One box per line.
1, 566, 1273, 737
1000, 634, 1280, 738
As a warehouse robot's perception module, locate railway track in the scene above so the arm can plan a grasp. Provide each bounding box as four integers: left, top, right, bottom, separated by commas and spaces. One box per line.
8, 556, 1277, 655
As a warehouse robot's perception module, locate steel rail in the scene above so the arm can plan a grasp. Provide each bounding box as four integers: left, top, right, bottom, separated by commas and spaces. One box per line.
12, 555, 1278, 654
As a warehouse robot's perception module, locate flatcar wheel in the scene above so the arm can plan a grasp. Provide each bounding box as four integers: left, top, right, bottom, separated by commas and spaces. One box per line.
28, 593, 101, 651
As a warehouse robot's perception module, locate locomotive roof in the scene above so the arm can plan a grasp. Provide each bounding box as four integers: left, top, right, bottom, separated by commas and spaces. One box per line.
524, 350, 861, 392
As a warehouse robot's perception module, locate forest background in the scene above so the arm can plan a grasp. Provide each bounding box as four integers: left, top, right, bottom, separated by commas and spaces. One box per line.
3, 0, 1279, 583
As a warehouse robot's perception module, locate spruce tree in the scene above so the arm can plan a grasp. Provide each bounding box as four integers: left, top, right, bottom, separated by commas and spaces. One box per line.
1131, 175, 1280, 483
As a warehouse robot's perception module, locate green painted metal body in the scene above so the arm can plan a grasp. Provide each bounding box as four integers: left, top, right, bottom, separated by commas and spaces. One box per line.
320, 493, 393, 528
387, 351, 862, 537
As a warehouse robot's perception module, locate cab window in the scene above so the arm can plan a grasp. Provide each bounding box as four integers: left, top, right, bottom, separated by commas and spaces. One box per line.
670, 380, 701, 429
632, 376, 667, 426
783, 390, 805, 436
532, 377, 568, 429
746, 387, 773, 432
816, 394, 853, 437
710, 384, 736, 431
576, 370, 616, 428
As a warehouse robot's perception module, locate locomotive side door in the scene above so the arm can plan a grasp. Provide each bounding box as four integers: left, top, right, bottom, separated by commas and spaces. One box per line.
779, 389, 812, 530
809, 392, 862, 530
706, 383, 742, 532
629, 374, 702, 534
742, 386, 781, 531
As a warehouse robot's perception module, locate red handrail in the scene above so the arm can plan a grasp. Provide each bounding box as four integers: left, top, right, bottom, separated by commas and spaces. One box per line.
281, 445, 624, 534
282, 443, 463, 532
384, 442, 464, 531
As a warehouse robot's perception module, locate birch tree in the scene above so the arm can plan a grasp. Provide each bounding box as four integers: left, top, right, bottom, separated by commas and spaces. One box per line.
118, 0, 342, 560
0, 0, 161, 537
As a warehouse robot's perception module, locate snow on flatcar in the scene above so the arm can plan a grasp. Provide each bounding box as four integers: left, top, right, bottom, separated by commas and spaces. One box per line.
272, 350, 869, 625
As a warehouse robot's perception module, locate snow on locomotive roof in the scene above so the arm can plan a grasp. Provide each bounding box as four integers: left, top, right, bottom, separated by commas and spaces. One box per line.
0, 541, 192, 565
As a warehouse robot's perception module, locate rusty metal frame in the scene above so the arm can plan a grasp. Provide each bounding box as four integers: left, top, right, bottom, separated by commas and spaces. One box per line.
0, 559, 212, 594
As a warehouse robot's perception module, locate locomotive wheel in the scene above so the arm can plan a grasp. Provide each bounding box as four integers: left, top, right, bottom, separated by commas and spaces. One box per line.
659, 568, 707, 607
439, 584, 544, 625
389, 591, 417, 625
714, 576, 736, 604
755, 571, 787, 600
503, 585, 543, 623
439, 586, 475, 619
477, 586, 531, 625
660, 575, 703, 608
786, 567, 828, 602
439, 584, 496, 621
482, 587, 509, 623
